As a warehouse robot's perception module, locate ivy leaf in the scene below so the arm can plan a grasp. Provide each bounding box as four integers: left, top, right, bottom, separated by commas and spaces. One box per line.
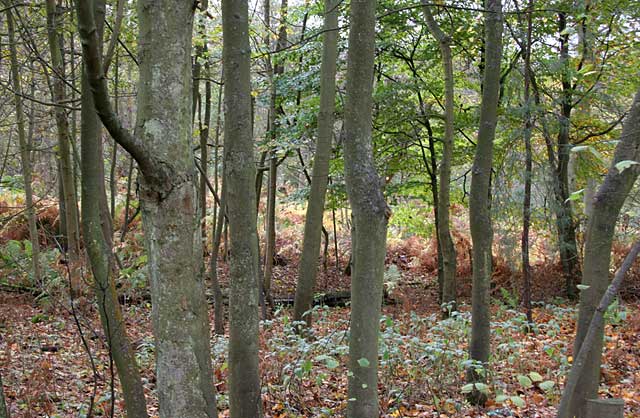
528, 371, 543, 382
510, 396, 526, 408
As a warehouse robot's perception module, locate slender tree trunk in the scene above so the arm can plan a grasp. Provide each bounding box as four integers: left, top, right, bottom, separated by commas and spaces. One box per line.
566, 89, 640, 418
199, 42, 211, 245
520, 0, 534, 325
77, 1, 150, 416
467, 0, 503, 405
6, 3, 41, 286
222, 0, 263, 416
0, 370, 9, 418
77, 0, 217, 416
343, 1, 390, 416
422, 3, 458, 315
45, 0, 81, 293
554, 12, 581, 299
209, 180, 226, 335
293, 0, 339, 328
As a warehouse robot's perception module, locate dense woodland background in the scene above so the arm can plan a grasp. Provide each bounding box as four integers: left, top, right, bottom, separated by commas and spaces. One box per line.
0, 0, 639, 417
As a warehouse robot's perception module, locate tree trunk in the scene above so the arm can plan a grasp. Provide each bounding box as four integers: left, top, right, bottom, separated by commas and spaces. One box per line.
6, 3, 41, 286
558, 242, 640, 418
209, 179, 227, 335
0, 370, 8, 418
77, 1, 149, 416
422, 2, 458, 315
565, 89, 640, 418
45, 0, 81, 294
76, 0, 217, 416
293, 0, 339, 328
222, 0, 263, 416
467, 0, 502, 405
343, 1, 390, 416
521, 0, 534, 325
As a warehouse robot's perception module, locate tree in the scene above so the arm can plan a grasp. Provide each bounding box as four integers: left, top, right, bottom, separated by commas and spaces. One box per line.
293, 0, 339, 329
343, 0, 390, 416
5, 1, 41, 287
467, 0, 503, 404
565, 88, 640, 418
76, 0, 149, 416
422, 2, 458, 315
76, 0, 217, 416
0, 370, 8, 418
222, 0, 263, 416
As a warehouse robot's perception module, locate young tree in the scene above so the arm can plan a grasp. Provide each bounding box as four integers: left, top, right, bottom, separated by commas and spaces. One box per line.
565, 89, 640, 418
76, 0, 217, 416
75, 0, 149, 416
422, 2, 458, 315
293, 0, 339, 328
343, 0, 390, 416
467, 0, 503, 404
222, 0, 263, 416
5, 2, 41, 287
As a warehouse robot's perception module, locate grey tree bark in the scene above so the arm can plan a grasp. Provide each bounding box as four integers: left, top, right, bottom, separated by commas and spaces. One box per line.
76, 0, 217, 416
222, 0, 263, 416
565, 89, 640, 418
422, 3, 458, 315
293, 0, 339, 328
5, 2, 41, 287
467, 0, 503, 405
343, 1, 390, 416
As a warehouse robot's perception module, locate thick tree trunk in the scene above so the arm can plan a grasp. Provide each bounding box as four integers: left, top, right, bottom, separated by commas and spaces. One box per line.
558, 242, 640, 418
467, 0, 502, 405
76, 1, 217, 417
45, 0, 81, 293
222, 1, 263, 416
422, 3, 458, 315
6, 4, 41, 286
293, 0, 339, 328
78, 1, 149, 416
565, 89, 640, 418
343, 1, 390, 416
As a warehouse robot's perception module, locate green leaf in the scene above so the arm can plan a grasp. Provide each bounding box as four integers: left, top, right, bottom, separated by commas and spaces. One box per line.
615, 160, 639, 173
565, 189, 584, 203
517, 375, 533, 388
539, 380, 555, 391
529, 371, 543, 382
510, 396, 526, 408
495, 394, 509, 403
357, 357, 370, 368
474, 383, 490, 394
326, 358, 339, 369
461, 383, 475, 394
577, 284, 590, 290
361, 383, 368, 389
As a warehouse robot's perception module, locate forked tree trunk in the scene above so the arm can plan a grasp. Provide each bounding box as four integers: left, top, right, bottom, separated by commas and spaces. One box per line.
222, 0, 263, 416
343, 1, 390, 416
6, 3, 41, 286
564, 89, 640, 418
293, 0, 339, 328
422, 2, 458, 315
467, 0, 503, 405
76, 1, 217, 416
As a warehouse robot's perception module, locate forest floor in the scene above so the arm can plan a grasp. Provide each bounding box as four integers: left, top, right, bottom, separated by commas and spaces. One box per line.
1, 270, 639, 417
2, 201, 640, 417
